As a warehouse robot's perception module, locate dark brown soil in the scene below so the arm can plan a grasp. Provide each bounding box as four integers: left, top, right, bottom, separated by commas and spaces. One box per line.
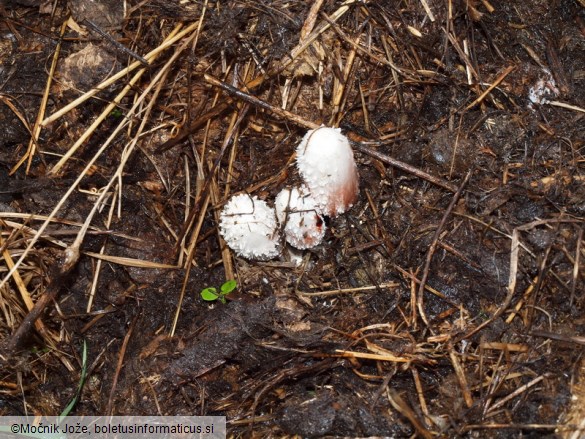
0, 0, 584, 437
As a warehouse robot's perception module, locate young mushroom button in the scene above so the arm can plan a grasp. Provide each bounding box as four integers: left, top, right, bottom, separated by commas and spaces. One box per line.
219, 194, 281, 260
296, 127, 359, 217
275, 186, 326, 250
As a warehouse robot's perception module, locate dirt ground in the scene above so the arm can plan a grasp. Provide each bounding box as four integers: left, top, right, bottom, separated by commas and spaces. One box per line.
0, 0, 584, 437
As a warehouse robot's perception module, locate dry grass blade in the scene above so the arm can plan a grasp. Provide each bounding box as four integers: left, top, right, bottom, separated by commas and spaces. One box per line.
570, 227, 583, 305
106, 312, 139, 416
169, 192, 210, 337
203, 74, 319, 130
86, 190, 117, 312
0, 231, 57, 350
487, 374, 549, 413
0, 94, 34, 138
546, 100, 585, 113
387, 389, 433, 439
418, 0, 436, 21
170, 96, 245, 335
459, 218, 582, 342
82, 252, 177, 269
298, 282, 399, 296
334, 349, 421, 363
0, 21, 198, 292
416, 171, 471, 326
464, 65, 515, 111
264, 0, 356, 79
300, 0, 325, 40
449, 348, 473, 408
354, 143, 458, 192
48, 64, 149, 175
10, 19, 67, 175
531, 330, 585, 346
40, 23, 195, 126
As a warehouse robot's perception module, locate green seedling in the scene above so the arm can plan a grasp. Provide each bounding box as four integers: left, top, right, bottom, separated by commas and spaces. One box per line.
0, 341, 88, 438
200, 280, 237, 304
59, 339, 88, 421
109, 108, 123, 118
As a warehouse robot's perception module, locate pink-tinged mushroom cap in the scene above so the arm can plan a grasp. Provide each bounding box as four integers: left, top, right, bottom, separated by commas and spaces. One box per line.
219, 194, 280, 260
275, 186, 326, 250
296, 127, 359, 217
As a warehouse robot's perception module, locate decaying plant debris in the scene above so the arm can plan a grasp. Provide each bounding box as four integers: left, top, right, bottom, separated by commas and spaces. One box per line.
0, 0, 584, 436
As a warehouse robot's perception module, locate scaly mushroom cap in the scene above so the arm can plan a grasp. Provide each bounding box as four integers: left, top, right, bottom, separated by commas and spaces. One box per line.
219, 194, 280, 260
275, 186, 326, 250
296, 127, 359, 217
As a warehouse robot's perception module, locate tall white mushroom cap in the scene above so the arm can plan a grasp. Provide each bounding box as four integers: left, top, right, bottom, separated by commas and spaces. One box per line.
219, 194, 280, 260
275, 186, 326, 250
296, 127, 359, 217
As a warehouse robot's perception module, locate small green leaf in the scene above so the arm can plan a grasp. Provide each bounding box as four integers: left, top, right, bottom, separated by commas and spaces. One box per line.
109, 108, 123, 118
201, 288, 219, 301
221, 280, 237, 294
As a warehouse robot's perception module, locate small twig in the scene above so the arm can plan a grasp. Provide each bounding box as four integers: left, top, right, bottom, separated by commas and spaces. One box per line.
387, 389, 433, 439
334, 349, 411, 363
487, 374, 548, 413
40, 22, 194, 126
570, 227, 583, 305
353, 143, 458, 192
203, 74, 319, 130
459, 218, 582, 342
464, 65, 515, 111
299, 0, 325, 41
0, 247, 78, 355
156, 102, 232, 153
83, 19, 149, 66
416, 171, 471, 326
411, 367, 431, 424
418, 0, 436, 22
462, 424, 569, 432
298, 282, 399, 297
449, 347, 473, 408
189, 76, 459, 197
546, 100, 585, 113
11, 19, 67, 174
106, 311, 140, 416
371, 367, 397, 406
531, 330, 585, 346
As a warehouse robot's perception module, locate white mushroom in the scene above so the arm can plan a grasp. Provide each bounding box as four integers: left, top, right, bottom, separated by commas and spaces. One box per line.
296, 127, 359, 217
219, 194, 280, 260
275, 186, 326, 250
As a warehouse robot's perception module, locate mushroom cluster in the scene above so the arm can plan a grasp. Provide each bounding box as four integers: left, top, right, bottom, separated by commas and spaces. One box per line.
219, 127, 359, 260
